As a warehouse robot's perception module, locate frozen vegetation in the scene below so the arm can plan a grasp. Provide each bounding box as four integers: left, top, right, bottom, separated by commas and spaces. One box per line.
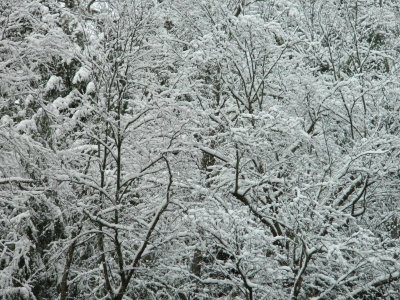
1, 0, 400, 299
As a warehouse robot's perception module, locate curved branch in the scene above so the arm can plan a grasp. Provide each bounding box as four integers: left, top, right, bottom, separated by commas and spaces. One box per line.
349, 271, 400, 298
113, 156, 173, 300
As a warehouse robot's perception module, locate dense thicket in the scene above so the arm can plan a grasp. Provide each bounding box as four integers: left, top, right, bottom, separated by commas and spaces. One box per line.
1, 0, 400, 299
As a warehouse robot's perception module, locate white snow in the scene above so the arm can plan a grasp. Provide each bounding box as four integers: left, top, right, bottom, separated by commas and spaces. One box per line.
86, 81, 96, 94
1, 115, 11, 124
72, 66, 91, 84
53, 93, 74, 110
24, 94, 33, 107
45, 75, 63, 92
10, 211, 31, 224
15, 119, 37, 132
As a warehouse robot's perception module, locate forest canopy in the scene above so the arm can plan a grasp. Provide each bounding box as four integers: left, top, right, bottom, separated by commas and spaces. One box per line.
1, 0, 400, 299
